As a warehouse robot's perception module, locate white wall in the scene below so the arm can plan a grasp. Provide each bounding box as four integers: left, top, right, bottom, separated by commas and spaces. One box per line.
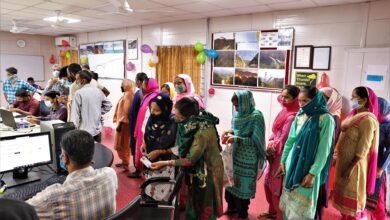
0, 31, 57, 106
75, 0, 390, 138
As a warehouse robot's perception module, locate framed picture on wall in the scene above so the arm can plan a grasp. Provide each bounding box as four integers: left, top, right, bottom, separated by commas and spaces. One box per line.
294, 45, 313, 69
312, 46, 331, 70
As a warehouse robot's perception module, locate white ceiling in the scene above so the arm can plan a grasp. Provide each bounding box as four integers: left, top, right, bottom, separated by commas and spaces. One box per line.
0, 0, 377, 36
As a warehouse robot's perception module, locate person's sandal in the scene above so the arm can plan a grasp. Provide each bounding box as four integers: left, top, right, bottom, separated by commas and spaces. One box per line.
115, 163, 123, 167
257, 212, 276, 219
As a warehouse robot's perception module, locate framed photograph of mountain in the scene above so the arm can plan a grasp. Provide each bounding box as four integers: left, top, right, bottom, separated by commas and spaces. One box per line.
211, 29, 293, 91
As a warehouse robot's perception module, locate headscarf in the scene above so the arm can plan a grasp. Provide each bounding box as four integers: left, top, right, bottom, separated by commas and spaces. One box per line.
176, 110, 220, 186
285, 92, 330, 190
378, 97, 390, 123
134, 78, 159, 169
272, 94, 300, 133
347, 87, 379, 118
344, 87, 379, 194
320, 87, 342, 117
232, 90, 267, 164
174, 74, 205, 109
162, 82, 176, 100
144, 93, 176, 160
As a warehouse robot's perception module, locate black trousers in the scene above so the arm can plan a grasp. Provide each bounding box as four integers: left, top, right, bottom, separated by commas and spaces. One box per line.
225, 189, 250, 218
93, 133, 102, 143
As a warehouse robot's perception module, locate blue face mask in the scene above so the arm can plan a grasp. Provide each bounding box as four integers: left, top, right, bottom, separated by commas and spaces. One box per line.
175, 84, 186, 94
44, 100, 52, 108
60, 154, 67, 171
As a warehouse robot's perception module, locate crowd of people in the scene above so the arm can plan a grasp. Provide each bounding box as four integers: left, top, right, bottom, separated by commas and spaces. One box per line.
2, 64, 390, 220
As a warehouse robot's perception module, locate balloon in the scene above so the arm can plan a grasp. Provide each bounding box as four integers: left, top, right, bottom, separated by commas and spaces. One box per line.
196, 51, 206, 64
141, 44, 153, 53
49, 54, 56, 64
80, 56, 88, 64
206, 49, 219, 59
194, 42, 204, 52
126, 61, 136, 71
151, 55, 159, 64
65, 51, 71, 59
61, 40, 69, 47
103, 126, 113, 136
208, 88, 215, 95
148, 59, 156, 68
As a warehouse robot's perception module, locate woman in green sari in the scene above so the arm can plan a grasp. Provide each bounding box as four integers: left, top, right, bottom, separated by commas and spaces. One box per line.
276, 86, 335, 219
151, 97, 224, 220
222, 90, 266, 220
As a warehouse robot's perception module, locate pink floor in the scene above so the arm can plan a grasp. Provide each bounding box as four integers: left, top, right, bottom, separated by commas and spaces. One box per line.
102, 133, 387, 220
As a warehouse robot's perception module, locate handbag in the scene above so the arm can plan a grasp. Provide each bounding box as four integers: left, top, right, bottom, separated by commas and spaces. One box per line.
221, 143, 234, 187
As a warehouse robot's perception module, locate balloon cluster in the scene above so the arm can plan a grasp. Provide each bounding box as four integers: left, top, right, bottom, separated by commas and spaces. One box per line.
141, 44, 159, 68
194, 42, 219, 64
61, 40, 72, 59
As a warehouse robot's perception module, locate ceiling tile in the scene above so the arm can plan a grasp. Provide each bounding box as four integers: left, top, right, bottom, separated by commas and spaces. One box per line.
198, 9, 237, 17
34, 2, 83, 11
2, 0, 44, 6
149, 0, 199, 6
205, 0, 260, 9
232, 5, 273, 14
0, 2, 29, 10
50, 0, 107, 8
173, 2, 223, 12
267, 0, 317, 10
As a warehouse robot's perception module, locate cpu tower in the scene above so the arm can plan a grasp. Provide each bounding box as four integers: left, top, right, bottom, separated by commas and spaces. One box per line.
40, 121, 75, 173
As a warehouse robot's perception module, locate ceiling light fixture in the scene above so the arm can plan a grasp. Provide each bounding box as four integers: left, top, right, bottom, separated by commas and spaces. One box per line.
43, 16, 80, 23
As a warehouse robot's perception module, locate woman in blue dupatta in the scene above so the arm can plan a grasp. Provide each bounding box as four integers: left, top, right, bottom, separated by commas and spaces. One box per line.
276, 86, 335, 219
222, 90, 266, 220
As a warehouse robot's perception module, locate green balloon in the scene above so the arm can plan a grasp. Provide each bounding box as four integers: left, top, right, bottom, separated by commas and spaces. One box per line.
65, 51, 71, 59
196, 51, 206, 63
194, 42, 204, 52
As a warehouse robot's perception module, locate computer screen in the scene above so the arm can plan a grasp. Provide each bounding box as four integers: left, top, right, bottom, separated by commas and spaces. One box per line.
0, 132, 52, 173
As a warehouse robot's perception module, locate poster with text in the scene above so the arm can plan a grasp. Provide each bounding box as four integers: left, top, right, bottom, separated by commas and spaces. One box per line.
295, 71, 318, 87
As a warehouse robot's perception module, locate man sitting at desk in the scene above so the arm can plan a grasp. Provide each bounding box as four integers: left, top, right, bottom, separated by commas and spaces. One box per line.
27, 90, 67, 124
26, 130, 118, 220
9, 89, 40, 116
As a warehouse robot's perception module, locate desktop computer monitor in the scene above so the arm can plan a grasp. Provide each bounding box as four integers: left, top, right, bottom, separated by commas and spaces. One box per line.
0, 132, 52, 187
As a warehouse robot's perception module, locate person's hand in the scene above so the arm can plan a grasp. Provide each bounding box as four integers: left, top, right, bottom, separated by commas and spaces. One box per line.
343, 165, 355, 179
226, 136, 235, 144
274, 164, 285, 178
377, 168, 384, 179
222, 130, 234, 138
150, 161, 168, 170
9, 107, 18, 113
141, 144, 147, 154
301, 173, 315, 188
148, 150, 161, 161
26, 116, 38, 124
266, 147, 275, 156
116, 123, 122, 132
50, 78, 58, 86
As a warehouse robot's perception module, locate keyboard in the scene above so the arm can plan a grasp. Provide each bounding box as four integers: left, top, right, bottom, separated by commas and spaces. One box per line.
3, 175, 67, 201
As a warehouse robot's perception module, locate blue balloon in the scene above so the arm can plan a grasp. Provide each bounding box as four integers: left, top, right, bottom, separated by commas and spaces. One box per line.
204, 49, 211, 56
208, 49, 219, 59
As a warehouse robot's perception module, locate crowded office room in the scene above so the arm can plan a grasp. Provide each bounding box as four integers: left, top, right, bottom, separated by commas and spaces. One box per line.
0, 0, 390, 219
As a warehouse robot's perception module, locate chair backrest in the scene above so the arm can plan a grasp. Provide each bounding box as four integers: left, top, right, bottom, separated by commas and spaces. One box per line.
104, 196, 141, 220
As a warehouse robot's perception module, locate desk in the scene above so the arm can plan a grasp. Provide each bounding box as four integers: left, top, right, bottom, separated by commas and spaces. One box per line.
0, 143, 114, 197
0, 123, 41, 138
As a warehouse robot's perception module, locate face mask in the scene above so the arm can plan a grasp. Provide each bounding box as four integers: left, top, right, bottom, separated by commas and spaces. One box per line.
351, 99, 362, 110
121, 86, 124, 93
175, 84, 186, 94
59, 154, 67, 171
52, 71, 60, 78
44, 100, 52, 108
7, 75, 17, 81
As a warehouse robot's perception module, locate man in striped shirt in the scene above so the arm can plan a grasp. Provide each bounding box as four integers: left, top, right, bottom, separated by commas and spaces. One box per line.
27, 130, 118, 220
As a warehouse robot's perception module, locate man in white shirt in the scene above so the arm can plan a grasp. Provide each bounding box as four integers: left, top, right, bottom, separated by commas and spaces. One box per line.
71, 70, 112, 142
27, 130, 118, 220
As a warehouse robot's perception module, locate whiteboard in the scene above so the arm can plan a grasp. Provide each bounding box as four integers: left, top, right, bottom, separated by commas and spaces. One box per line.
88, 53, 125, 79
0, 54, 45, 82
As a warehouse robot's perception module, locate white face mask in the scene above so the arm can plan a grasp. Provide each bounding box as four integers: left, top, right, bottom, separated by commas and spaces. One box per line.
52, 71, 60, 78
44, 100, 52, 108
351, 99, 363, 110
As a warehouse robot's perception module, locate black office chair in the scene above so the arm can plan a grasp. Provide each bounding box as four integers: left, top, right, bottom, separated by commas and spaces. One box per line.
105, 168, 184, 220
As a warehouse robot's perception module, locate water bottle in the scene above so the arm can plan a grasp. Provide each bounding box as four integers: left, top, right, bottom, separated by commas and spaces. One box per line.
19, 118, 26, 129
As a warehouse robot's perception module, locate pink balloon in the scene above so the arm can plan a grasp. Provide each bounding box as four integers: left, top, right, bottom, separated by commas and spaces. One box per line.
151, 55, 159, 64
103, 126, 113, 136
126, 61, 136, 71
141, 44, 153, 53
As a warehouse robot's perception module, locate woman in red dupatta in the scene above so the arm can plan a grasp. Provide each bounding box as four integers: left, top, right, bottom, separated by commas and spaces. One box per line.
333, 86, 379, 220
